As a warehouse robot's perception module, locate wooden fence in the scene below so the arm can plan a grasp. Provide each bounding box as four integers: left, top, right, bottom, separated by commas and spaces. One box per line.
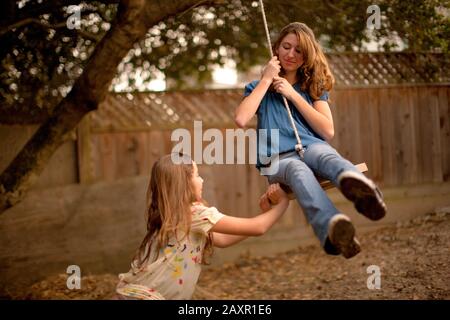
75, 84, 449, 219
330, 85, 449, 186
2, 84, 447, 217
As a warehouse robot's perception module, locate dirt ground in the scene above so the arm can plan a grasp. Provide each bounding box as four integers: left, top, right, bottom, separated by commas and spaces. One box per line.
2, 209, 449, 300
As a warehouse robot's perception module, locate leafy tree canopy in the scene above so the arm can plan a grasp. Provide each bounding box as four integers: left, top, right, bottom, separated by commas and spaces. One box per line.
1, 0, 449, 123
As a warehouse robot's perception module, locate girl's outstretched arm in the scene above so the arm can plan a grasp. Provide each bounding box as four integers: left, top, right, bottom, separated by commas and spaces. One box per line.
211, 184, 289, 248
212, 233, 247, 248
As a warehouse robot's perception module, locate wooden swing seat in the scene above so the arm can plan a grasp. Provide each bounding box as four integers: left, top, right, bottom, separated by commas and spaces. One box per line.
280, 163, 368, 200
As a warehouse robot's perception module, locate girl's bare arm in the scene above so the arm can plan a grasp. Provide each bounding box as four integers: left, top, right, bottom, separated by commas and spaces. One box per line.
290, 94, 335, 141
272, 76, 334, 141
212, 233, 248, 248
234, 57, 280, 128
234, 79, 271, 128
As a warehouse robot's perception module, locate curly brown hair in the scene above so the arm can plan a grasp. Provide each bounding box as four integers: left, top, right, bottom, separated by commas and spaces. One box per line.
272, 22, 334, 101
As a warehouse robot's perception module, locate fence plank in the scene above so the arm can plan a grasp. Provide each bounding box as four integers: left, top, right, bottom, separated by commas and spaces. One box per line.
396, 87, 418, 185
439, 87, 450, 181
77, 115, 93, 183
406, 87, 420, 184
429, 87, 444, 183
378, 88, 396, 186
367, 88, 383, 182
416, 88, 435, 183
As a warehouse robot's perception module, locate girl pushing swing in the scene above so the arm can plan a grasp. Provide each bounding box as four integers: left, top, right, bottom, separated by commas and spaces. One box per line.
115, 153, 289, 300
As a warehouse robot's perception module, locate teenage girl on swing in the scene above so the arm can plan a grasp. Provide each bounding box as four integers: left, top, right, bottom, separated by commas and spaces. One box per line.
235, 22, 386, 259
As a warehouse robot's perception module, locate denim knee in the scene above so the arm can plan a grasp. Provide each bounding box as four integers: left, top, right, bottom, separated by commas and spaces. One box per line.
305, 143, 339, 161
284, 159, 313, 183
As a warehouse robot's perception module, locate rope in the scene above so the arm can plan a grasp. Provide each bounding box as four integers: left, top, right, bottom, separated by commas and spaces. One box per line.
258, 0, 304, 158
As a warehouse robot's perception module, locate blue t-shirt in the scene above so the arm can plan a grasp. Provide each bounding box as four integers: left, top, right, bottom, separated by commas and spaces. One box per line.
243, 80, 329, 168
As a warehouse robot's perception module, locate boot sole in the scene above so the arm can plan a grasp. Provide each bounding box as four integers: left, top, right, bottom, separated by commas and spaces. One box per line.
339, 174, 386, 221
330, 218, 361, 259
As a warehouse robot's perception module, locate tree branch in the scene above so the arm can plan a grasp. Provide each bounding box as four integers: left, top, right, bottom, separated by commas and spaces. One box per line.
323, 0, 346, 14
0, 108, 51, 125
0, 0, 227, 215
0, 17, 101, 42
0, 0, 120, 29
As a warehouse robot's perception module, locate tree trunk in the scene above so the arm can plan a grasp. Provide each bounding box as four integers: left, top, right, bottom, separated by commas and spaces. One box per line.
0, 0, 222, 215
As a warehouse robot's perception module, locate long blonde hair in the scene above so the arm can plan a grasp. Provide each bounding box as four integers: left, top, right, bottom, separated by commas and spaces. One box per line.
272, 22, 334, 101
133, 153, 213, 267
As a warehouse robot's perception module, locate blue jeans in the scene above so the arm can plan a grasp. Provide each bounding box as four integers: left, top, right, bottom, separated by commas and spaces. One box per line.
266, 142, 361, 253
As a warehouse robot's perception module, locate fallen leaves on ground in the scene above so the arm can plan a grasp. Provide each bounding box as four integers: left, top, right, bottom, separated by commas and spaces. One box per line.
3, 209, 449, 300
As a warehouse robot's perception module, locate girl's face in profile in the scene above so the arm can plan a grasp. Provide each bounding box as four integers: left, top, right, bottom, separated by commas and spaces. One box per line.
191, 161, 204, 201
276, 33, 304, 73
